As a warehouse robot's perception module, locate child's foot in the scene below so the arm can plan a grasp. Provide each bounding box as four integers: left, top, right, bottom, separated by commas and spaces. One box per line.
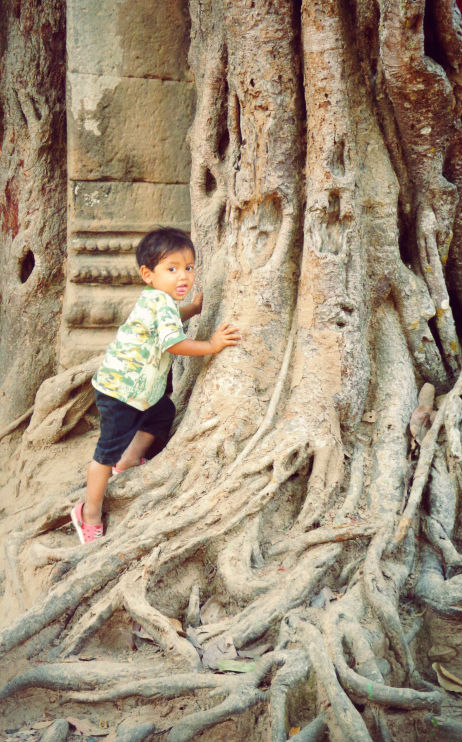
112, 457, 146, 476
70, 502, 103, 544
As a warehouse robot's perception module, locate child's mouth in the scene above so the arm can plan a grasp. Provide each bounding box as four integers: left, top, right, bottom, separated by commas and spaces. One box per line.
176, 286, 188, 296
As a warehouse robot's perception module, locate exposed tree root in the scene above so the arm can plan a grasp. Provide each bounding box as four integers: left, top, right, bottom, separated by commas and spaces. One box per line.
286, 714, 326, 742
0, 662, 235, 702
323, 597, 440, 711
166, 656, 273, 742
396, 369, 462, 542
268, 519, 378, 558
0, 405, 34, 442
295, 620, 373, 742
270, 650, 311, 742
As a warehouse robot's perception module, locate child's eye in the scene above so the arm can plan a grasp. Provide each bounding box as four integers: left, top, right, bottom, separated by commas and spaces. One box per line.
168, 267, 176, 272
186, 265, 194, 271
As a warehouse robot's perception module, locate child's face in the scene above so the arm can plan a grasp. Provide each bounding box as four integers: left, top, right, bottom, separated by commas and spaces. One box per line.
140, 247, 195, 301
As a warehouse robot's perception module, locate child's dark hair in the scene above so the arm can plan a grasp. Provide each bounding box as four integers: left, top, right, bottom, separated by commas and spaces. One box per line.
136, 227, 195, 270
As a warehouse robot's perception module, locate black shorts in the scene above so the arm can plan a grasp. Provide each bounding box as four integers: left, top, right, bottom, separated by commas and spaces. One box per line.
93, 390, 175, 466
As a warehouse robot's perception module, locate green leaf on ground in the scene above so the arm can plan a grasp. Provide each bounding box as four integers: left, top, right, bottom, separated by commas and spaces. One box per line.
216, 659, 257, 673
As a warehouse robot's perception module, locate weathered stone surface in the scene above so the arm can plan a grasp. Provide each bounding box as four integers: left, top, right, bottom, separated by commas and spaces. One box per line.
68, 255, 144, 285
68, 76, 194, 182
70, 182, 191, 233
60, 327, 118, 369
63, 283, 141, 329
67, 0, 191, 80
60, 0, 193, 369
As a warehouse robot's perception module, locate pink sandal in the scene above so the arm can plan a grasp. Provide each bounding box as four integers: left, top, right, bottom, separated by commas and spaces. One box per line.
71, 502, 103, 544
112, 458, 146, 476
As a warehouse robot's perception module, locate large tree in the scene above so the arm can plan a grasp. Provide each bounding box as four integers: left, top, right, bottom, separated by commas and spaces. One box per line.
1, 1, 461, 741
0, 0, 66, 429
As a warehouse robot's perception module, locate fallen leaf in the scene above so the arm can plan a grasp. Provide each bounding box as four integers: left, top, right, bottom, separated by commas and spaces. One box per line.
432, 663, 462, 693
202, 634, 237, 669
289, 727, 301, 736
237, 643, 272, 659
428, 645, 457, 662
78, 654, 108, 661
66, 717, 111, 736
200, 597, 228, 624
167, 617, 186, 637
216, 659, 257, 673
31, 721, 53, 730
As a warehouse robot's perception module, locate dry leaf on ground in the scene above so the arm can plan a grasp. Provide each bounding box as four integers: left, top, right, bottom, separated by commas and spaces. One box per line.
200, 596, 228, 624
432, 663, 462, 693
66, 717, 111, 736
216, 659, 257, 673
202, 634, 237, 669
167, 617, 187, 636
238, 643, 272, 659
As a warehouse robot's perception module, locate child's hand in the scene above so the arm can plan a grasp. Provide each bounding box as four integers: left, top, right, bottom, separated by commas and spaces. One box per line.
209, 323, 240, 354
192, 292, 203, 315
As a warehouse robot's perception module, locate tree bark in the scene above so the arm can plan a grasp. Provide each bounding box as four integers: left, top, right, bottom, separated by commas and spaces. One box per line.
0, 0, 66, 427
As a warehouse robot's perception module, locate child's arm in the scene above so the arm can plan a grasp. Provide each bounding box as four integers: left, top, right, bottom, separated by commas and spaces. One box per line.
179, 292, 203, 323
168, 323, 240, 357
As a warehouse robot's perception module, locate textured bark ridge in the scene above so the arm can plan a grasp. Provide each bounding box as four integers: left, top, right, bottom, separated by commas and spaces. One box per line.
0, 0, 66, 427
1, 1, 462, 741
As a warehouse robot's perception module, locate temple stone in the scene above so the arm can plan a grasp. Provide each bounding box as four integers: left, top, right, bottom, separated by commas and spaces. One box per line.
60, 0, 193, 368
67, 0, 191, 79
68, 77, 194, 182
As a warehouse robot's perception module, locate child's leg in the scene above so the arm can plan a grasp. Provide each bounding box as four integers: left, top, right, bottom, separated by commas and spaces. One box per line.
84, 460, 112, 524
114, 431, 156, 472
113, 395, 175, 472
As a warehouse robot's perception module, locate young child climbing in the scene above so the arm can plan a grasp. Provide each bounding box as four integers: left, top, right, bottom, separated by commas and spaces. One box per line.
71, 227, 240, 544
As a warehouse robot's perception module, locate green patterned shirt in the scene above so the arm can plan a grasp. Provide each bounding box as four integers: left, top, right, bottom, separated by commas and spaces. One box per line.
92, 288, 186, 410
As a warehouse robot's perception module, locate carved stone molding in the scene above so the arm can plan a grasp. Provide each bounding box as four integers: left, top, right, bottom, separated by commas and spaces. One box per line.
60, 0, 193, 368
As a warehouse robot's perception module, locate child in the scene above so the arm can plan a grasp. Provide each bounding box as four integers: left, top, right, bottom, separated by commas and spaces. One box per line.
71, 227, 240, 544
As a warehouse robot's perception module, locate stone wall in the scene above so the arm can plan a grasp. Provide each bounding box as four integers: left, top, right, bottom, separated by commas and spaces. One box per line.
61, 0, 194, 368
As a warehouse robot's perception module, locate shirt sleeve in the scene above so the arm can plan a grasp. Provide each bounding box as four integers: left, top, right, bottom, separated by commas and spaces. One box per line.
155, 292, 187, 351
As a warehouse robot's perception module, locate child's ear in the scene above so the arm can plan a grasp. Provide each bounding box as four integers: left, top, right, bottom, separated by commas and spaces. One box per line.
139, 265, 153, 284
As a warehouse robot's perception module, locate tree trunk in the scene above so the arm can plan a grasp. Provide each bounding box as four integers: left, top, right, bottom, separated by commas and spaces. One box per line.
0, 0, 66, 427
1, 1, 461, 741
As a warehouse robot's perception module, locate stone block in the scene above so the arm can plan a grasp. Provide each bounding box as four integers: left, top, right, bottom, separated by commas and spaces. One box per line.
60, 327, 118, 368
69, 182, 191, 233
68, 254, 143, 285
68, 76, 194, 182
67, 0, 191, 80
63, 283, 140, 329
